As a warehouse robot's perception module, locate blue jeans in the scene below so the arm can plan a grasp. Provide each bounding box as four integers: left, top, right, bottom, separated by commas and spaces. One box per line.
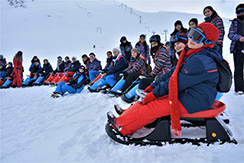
89, 74, 115, 90
89, 70, 99, 82
53, 81, 77, 95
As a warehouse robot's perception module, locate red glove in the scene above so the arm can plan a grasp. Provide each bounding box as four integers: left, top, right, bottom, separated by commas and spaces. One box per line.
144, 85, 154, 93
143, 92, 156, 105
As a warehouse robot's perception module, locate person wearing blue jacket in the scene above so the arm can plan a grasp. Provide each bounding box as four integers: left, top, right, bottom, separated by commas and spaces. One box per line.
51, 65, 88, 98
102, 51, 113, 72
88, 52, 102, 82
88, 48, 128, 92
107, 23, 221, 137
29, 56, 41, 73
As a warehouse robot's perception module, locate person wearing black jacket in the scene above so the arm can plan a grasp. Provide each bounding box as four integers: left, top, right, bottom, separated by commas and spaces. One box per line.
39, 59, 53, 80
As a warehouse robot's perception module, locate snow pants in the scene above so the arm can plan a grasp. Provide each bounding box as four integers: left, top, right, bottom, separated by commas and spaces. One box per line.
121, 72, 140, 92
53, 81, 77, 95
89, 70, 99, 83
233, 49, 244, 92
90, 74, 115, 90
116, 95, 188, 136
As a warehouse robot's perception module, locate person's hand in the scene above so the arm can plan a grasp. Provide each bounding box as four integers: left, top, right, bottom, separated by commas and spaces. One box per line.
143, 92, 156, 105
144, 85, 154, 93
240, 37, 244, 42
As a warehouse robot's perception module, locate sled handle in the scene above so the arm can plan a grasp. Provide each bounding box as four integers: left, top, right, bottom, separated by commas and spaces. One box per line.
136, 89, 148, 102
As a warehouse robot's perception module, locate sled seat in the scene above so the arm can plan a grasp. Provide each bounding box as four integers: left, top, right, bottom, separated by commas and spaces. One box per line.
180, 101, 225, 118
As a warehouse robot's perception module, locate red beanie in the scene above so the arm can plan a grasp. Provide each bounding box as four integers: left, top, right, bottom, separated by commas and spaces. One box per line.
197, 22, 219, 42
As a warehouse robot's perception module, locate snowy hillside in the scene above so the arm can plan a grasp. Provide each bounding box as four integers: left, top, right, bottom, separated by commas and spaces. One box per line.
1, 0, 244, 162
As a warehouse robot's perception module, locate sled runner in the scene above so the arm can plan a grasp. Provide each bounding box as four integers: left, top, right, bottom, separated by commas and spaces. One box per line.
105, 90, 237, 146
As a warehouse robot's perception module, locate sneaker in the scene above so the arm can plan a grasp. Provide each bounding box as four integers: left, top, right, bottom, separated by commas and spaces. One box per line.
114, 104, 124, 115
235, 91, 244, 95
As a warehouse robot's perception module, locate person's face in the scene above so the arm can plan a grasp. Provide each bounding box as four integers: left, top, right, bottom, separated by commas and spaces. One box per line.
140, 37, 145, 43
132, 51, 138, 58
176, 24, 182, 31
189, 22, 197, 29
204, 8, 213, 17
82, 57, 87, 62
107, 53, 112, 58
7, 64, 11, 67
90, 55, 95, 61
79, 67, 85, 73
123, 40, 127, 43
166, 44, 171, 51
34, 62, 39, 66
0, 56, 2, 60
65, 58, 69, 62
34, 58, 38, 61
72, 57, 76, 62
151, 41, 158, 48
58, 59, 62, 63
174, 42, 185, 52
188, 38, 204, 49
44, 60, 48, 64
113, 50, 119, 56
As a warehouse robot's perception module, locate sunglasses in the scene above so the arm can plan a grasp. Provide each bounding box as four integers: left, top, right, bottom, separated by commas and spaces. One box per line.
170, 35, 187, 43
187, 28, 212, 44
236, 8, 244, 15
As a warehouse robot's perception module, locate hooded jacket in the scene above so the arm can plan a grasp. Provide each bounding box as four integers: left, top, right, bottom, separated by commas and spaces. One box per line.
151, 45, 222, 113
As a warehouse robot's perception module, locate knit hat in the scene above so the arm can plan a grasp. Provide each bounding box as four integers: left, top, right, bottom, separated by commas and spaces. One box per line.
140, 34, 146, 38
89, 52, 96, 57
43, 59, 48, 62
131, 48, 140, 54
188, 18, 198, 26
82, 54, 88, 58
57, 56, 62, 60
177, 33, 188, 44
79, 65, 85, 70
197, 22, 219, 42
112, 48, 121, 54
65, 56, 69, 60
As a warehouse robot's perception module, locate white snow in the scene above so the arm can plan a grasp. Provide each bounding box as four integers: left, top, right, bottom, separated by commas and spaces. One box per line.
1, 0, 244, 162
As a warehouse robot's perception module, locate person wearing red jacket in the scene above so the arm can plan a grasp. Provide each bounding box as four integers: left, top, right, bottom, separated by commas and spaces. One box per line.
11, 51, 23, 87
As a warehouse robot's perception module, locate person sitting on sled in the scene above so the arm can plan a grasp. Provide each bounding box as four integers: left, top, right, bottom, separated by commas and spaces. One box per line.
51, 65, 88, 98
87, 52, 102, 83
116, 48, 147, 94
88, 48, 128, 92
107, 22, 222, 137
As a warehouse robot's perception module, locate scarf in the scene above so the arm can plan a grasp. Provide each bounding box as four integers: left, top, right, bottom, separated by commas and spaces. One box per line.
169, 43, 214, 137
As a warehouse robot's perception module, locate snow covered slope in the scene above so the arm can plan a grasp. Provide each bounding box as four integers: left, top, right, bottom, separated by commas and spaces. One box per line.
1, 0, 244, 162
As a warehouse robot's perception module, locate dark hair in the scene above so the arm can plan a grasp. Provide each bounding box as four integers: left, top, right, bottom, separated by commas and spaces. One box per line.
107, 51, 112, 55
188, 18, 198, 26
236, 3, 244, 10
170, 20, 188, 36
65, 56, 69, 60
14, 51, 23, 62
203, 6, 219, 17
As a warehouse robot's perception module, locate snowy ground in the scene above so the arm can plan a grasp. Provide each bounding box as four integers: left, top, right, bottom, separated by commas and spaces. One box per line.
0, 85, 244, 162
1, 0, 244, 162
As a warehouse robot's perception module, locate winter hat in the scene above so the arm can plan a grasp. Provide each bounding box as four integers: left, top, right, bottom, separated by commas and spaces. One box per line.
89, 52, 96, 57
112, 48, 121, 54
120, 36, 127, 42
140, 34, 146, 38
8, 62, 13, 66
43, 59, 48, 62
79, 65, 85, 70
174, 20, 183, 27
65, 56, 70, 60
149, 34, 161, 43
236, 3, 244, 14
188, 18, 198, 26
57, 56, 62, 60
197, 22, 219, 42
177, 33, 188, 44
82, 54, 88, 58
131, 48, 140, 54
165, 41, 170, 47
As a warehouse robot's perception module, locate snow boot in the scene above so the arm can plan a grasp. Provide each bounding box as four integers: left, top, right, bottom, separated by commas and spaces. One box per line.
114, 104, 123, 115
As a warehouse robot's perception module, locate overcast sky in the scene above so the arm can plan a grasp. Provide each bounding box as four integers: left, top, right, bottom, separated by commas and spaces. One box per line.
117, 0, 243, 18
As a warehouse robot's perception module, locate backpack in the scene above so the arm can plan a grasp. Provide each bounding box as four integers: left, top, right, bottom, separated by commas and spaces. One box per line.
206, 54, 232, 93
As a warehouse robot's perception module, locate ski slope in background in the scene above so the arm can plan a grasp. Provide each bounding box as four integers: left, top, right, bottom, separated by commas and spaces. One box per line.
1, 0, 244, 162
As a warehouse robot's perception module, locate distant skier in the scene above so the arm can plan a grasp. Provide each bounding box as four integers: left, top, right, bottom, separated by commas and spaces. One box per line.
120, 36, 133, 62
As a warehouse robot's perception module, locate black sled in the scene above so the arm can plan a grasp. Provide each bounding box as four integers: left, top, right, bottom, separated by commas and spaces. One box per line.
105, 101, 237, 146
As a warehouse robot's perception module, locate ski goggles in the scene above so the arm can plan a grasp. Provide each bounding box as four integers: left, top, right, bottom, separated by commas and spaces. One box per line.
187, 28, 211, 44
236, 8, 244, 15
170, 35, 188, 43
